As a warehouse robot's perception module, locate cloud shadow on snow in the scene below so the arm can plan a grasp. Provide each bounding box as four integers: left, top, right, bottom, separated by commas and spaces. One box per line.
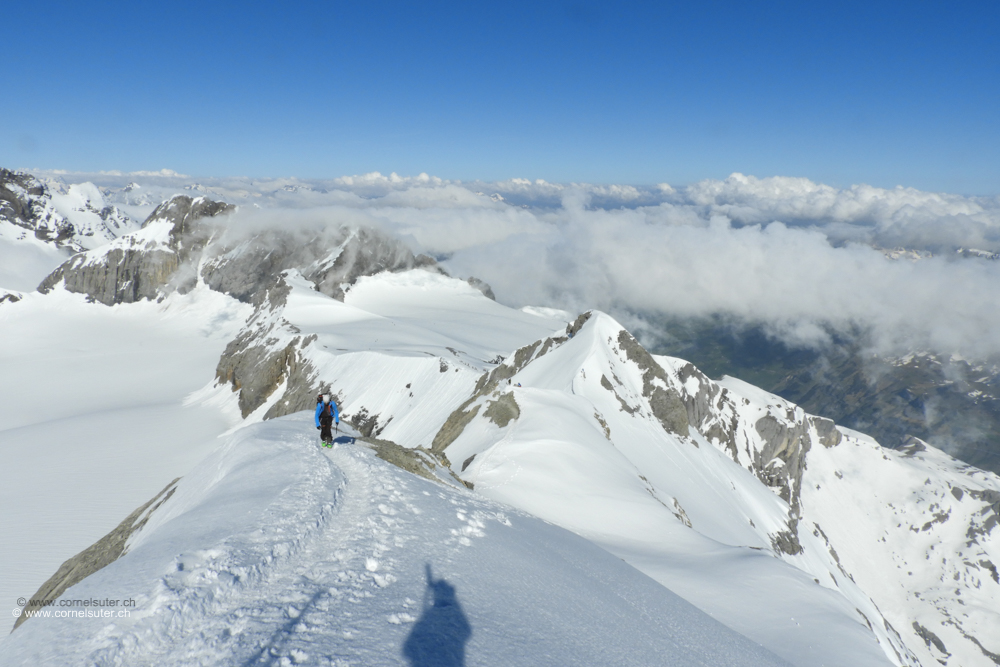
402, 564, 472, 667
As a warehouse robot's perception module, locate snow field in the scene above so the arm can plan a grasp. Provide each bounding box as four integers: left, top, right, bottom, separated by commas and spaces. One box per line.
800, 430, 1000, 667
0, 220, 71, 291
0, 285, 251, 617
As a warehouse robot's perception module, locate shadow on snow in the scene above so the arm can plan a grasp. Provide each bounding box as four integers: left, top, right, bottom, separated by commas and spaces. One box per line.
403, 564, 472, 667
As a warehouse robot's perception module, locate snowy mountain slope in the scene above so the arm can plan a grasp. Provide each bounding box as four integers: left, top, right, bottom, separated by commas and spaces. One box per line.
207, 268, 565, 448
418, 311, 904, 666
418, 311, 1000, 666
792, 425, 1000, 667
14, 258, 992, 666
0, 170, 136, 251
187, 270, 967, 666
0, 285, 250, 620
0, 170, 139, 290
1, 417, 791, 667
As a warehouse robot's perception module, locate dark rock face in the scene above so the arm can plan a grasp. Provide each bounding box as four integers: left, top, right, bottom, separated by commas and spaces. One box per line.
146, 196, 232, 243
12, 479, 179, 632
466, 277, 495, 300
39, 246, 180, 305
0, 169, 46, 232
214, 273, 320, 419
484, 392, 520, 427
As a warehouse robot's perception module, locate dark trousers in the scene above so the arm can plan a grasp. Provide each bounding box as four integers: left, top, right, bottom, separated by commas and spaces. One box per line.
320, 420, 334, 443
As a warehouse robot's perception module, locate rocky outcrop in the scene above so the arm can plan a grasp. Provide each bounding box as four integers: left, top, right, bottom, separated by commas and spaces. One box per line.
431, 316, 586, 454
213, 272, 320, 418
202, 226, 435, 303
38, 194, 443, 312
661, 358, 852, 555
0, 169, 46, 231
615, 330, 690, 437
12, 479, 179, 632
212, 229, 448, 420
0, 290, 23, 305
484, 392, 520, 427
38, 195, 234, 305
39, 245, 181, 305
466, 277, 495, 300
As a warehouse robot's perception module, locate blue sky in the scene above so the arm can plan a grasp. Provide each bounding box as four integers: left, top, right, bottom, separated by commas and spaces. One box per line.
6, 0, 998, 193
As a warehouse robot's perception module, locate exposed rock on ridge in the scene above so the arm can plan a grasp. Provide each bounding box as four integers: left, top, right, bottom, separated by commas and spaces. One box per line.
12, 479, 179, 632
431, 313, 590, 453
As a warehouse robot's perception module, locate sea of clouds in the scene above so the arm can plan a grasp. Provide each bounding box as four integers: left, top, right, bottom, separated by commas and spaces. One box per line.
36, 169, 1000, 359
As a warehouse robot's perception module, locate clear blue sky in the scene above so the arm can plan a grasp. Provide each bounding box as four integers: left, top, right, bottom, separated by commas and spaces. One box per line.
5, 0, 998, 193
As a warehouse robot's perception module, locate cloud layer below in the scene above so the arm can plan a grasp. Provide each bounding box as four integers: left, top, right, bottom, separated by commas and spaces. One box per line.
37, 169, 1000, 358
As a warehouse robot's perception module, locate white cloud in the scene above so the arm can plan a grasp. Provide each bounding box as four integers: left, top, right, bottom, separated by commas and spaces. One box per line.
32, 168, 1000, 358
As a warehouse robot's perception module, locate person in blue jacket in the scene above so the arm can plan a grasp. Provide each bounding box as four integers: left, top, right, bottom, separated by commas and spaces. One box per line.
315, 393, 340, 447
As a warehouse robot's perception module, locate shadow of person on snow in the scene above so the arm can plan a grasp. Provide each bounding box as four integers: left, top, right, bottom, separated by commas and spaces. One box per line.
331, 435, 355, 445
402, 564, 472, 667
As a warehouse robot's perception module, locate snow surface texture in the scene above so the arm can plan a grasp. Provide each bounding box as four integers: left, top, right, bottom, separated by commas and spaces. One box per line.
0, 417, 790, 667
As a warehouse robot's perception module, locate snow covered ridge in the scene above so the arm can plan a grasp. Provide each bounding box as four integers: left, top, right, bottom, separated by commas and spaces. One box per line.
2, 419, 792, 667
190, 266, 1000, 666
0, 168, 137, 253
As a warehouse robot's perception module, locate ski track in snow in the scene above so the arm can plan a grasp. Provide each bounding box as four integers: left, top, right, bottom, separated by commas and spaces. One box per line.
79, 429, 493, 667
